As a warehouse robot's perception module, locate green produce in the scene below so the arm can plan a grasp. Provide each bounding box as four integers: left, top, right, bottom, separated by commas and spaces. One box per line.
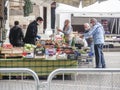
24, 44, 36, 52
79, 50, 87, 54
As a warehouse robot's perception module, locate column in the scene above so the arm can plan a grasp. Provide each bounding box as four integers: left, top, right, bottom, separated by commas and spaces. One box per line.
51, 2, 56, 33
5, 0, 10, 38
45, 3, 52, 35
38, 5, 44, 34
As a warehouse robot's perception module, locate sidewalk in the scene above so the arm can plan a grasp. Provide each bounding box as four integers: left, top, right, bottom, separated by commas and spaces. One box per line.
104, 52, 120, 68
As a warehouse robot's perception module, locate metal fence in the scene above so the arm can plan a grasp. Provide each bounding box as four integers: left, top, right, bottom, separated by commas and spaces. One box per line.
45, 68, 120, 90
1, 68, 120, 90
0, 68, 40, 90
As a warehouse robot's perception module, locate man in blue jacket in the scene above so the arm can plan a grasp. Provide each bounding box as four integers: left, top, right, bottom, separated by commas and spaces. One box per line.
84, 18, 106, 68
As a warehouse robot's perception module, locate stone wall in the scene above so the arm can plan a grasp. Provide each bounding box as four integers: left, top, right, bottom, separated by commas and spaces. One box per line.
9, 0, 40, 34
0, 0, 3, 17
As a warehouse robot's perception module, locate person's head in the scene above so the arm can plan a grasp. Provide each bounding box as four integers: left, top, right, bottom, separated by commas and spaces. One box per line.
84, 23, 90, 31
14, 21, 19, 26
64, 19, 70, 26
36, 17, 43, 25
90, 18, 97, 27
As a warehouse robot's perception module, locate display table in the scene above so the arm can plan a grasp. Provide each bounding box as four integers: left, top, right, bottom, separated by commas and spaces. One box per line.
0, 58, 77, 76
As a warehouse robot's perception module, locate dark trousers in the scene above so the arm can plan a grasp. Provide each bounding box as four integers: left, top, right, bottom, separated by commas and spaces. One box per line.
94, 44, 106, 68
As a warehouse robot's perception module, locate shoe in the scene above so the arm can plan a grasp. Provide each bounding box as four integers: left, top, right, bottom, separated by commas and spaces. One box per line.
102, 65, 106, 68
102, 66, 106, 68
95, 66, 101, 68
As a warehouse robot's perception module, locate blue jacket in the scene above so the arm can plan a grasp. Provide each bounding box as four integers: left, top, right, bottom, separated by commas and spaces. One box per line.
84, 22, 105, 44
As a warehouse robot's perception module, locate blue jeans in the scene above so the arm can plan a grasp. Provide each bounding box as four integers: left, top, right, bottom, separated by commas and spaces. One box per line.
94, 44, 106, 68
88, 42, 94, 56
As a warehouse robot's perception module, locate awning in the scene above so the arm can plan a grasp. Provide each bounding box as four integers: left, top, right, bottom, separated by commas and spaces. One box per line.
53, 0, 97, 7
30, 0, 97, 7
74, 0, 120, 17
82, 0, 97, 7
54, 0, 81, 7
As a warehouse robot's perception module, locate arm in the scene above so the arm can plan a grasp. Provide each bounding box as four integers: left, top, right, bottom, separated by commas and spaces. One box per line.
58, 26, 73, 35
27, 23, 37, 38
19, 28, 24, 40
57, 28, 63, 32
84, 25, 98, 37
9, 29, 12, 40
63, 26, 73, 35
9, 29, 13, 44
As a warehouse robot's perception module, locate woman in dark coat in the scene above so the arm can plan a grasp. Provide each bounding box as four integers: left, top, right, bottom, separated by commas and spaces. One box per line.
24, 17, 43, 45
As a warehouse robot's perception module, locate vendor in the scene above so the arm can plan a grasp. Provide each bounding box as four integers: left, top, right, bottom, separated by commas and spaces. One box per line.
57, 19, 73, 46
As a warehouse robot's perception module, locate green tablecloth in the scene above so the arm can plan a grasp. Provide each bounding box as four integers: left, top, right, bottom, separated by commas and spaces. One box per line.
0, 58, 77, 76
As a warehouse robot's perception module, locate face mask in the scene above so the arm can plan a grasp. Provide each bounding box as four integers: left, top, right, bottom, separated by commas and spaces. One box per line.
90, 23, 93, 27
37, 21, 43, 25
85, 28, 88, 30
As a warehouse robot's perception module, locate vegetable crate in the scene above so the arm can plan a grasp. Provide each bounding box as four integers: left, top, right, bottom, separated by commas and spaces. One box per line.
0, 47, 23, 58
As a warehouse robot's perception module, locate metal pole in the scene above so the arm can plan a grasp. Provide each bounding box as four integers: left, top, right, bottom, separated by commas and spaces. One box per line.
111, 18, 115, 34
118, 19, 120, 34
115, 19, 117, 34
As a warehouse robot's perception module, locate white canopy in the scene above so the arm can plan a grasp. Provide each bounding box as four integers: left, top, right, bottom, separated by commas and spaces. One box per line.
74, 0, 120, 17
80, 0, 120, 12
56, 3, 81, 13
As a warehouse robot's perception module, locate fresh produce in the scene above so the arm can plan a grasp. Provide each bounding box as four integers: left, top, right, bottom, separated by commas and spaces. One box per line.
79, 49, 87, 54
2, 43, 13, 49
24, 44, 36, 52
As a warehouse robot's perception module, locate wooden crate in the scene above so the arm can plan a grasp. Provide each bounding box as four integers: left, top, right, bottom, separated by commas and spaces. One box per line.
1, 47, 23, 58
1, 47, 23, 53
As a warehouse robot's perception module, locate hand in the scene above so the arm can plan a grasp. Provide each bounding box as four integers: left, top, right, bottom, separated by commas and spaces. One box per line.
79, 34, 84, 38
57, 29, 62, 32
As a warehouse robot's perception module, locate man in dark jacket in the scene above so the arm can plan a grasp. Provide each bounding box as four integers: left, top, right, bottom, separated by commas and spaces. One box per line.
24, 17, 43, 45
9, 21, 24, 47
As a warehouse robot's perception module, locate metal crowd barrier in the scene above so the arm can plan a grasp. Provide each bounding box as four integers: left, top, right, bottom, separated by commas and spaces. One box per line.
46, 68, 120, 90
0, 68, 40, 90
1, 68, 120, 90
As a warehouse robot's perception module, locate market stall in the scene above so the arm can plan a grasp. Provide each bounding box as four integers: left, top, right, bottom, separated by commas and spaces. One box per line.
0, 34, 94, 78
